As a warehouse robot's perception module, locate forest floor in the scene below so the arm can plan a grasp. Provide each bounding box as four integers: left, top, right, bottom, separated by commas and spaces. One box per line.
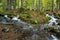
0, 24, 22, 40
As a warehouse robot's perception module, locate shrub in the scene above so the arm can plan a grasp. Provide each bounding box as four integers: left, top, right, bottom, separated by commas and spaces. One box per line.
19, 13, 31, 20
30, 19, 38, 24
43, 16, 51, 22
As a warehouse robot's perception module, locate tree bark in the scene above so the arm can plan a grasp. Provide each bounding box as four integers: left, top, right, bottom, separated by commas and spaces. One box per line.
21, 0, 24, 8
52, 0, 54, 12
13, 0, 16, 9
32, 0, 34, 10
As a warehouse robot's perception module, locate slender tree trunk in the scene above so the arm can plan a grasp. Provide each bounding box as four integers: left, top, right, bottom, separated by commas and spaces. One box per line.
6, 0, 10, 10
59, 2, 60, 10
18, 0, 19, 8
39, 0, 41, 11
13, 0, 16, 9
56, 0, 60, 10
56, 0, 59, 10
10, 0, 12, 10
52, 0, 54, 12
58, 3, 59, 10
36, 0, 40, 11
21, 0, 24, 8
32, 0, 34, 10
36, 0, 39, 11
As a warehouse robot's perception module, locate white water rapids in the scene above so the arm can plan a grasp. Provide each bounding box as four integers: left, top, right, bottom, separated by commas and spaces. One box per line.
51, 35, 58, 40
46, 14, 58, 26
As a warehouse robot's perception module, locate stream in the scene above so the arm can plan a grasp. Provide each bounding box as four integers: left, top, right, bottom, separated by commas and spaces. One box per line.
0, 13, 60, 40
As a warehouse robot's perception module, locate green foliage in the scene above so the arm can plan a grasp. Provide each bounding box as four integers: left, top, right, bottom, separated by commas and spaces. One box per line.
0, 0, 57, 11
8, 14, 17, 18
43, 16, 51, 22
54, 13, 60, 18
39, 11, 45, 16
19, 13, 31, 20
0, 0, 2, 2
19, 12, 38, 24
30, 19, 38, 24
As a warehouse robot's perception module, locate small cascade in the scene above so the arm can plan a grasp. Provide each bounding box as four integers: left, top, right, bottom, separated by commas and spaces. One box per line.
4, 15, 8, 18
0, 14, 33, 30
10, 15, 33, 29
4, 15, 10, 19
12, 16, 19, 21
46, 14, 58, 26
51, 35, 58, 40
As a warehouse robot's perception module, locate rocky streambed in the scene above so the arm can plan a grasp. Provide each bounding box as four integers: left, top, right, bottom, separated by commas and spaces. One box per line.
0, 13, 60, 40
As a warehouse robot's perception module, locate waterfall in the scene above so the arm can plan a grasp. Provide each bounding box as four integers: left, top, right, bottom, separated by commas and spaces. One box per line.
12, 16, 19, 21
4, 15, 8, 18
11, 15, 33, 29
46, 14, 58, 26
51, 35, 58, 40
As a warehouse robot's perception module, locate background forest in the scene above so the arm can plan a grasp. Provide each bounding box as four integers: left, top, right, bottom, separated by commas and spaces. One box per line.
0, 0, 58, 11
0, 0, 60, 24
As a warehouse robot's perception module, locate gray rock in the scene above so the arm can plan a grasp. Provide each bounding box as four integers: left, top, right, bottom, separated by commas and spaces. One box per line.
57, 19, 60, 25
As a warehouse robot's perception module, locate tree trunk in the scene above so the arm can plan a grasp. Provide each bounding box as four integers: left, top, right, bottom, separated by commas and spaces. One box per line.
6, 0, 10, 10
56, 0, 60, 10
39, 0, 41, 11
52, 0, 54, 12
32, 0, 34, 10
9, 0, 12, 10
21, 0, 24, 8
58, 0, 60, 10
18, 0, 19, 8
36, 0, 39, 11
13, 0, 16, 9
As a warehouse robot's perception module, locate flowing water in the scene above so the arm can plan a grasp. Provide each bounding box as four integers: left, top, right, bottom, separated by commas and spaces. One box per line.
48, 35, 58, 40
0, 14, 60, 40
45, 14, 60, 40
46, 14, 58, 26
